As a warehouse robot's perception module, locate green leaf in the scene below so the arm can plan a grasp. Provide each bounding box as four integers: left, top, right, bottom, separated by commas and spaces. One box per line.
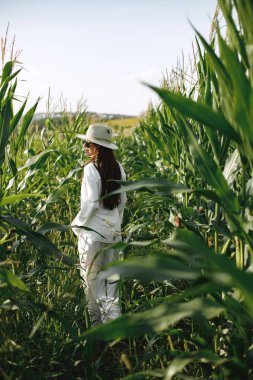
0, 61, 13, 84
218, 0, 248, 67
146, 84, 240, 143
193, 28, 232, 91
121, 349, 226, 380
145, 127, 165, 152
164, 229, 253, 317
218, 32, 253, 144
15, 99, 39, 149
78, 298, 225, 341
2, 298, 77, 338
10, 97, 28, 134
18, 149, 55, 171
1, 215, 75, 266
46, 183, 72, 203
3, 68, 22, 87
97, 254, 199, 283
6, 155, 17, 177
121, 370, 165, 380
29, 313, 46, 339
165, 350, 226, 380
0, 97, 12, 167
178, 116, 240, 214
222, 148, 241, 186
0, 267, 29, 292
0, 193, 44, 207
107, 178, 190, 197
36, 222, 71, 234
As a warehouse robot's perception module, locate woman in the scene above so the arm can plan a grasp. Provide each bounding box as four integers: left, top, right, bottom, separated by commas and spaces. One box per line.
71, 123, 126, 326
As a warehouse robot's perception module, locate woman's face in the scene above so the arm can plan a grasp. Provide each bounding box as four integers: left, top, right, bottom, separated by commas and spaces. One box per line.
83, 142, 98, 160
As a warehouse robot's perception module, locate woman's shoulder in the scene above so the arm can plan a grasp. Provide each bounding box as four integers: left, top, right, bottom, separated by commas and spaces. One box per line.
83, 162, 100, 178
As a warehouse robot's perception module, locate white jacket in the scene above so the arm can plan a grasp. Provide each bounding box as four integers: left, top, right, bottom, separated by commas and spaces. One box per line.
71, 162, 127, 243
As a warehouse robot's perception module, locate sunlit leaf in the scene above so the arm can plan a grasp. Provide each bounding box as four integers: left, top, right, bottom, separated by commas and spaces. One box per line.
146, 84, 240, 143
0, 267, 29, 292
0, 193, 44, 206
78, 298, 225, 341
97, 254, 199, 283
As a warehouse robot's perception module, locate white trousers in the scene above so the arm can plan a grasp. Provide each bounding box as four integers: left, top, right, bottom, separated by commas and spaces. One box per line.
78, 236, 121, 326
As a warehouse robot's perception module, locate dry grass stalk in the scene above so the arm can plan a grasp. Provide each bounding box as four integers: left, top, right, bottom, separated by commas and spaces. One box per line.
1, 23, 22, 68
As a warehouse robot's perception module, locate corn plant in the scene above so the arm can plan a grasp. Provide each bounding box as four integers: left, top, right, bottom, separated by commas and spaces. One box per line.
0, 60, 84, 377
2, 2, 253, 379
79, 2, 253, 378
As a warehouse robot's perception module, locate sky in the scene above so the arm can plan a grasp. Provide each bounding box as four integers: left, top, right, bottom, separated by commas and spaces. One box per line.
0, 0, 217, 116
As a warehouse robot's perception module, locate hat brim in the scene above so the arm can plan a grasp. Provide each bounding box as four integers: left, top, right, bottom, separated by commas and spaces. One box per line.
76, 134, 118, 150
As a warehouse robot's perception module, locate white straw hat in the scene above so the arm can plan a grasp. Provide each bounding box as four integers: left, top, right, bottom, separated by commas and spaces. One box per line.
76, 123, 118, 150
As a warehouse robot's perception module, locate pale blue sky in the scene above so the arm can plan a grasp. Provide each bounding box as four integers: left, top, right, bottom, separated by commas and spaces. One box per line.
1, 0, 217, 115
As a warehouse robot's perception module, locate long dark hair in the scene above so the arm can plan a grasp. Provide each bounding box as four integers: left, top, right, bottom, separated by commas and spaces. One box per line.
93, 145, 122, 210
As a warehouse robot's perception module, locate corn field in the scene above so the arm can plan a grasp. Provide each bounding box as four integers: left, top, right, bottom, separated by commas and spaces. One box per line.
1, 1, 253, 379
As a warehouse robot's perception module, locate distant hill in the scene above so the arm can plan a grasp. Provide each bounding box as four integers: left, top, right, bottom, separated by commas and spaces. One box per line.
32, 111, 139, 134
32, 111, 137, 122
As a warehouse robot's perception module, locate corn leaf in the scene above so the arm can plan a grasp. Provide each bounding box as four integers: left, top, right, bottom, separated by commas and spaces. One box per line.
0, 193, 44, 206
147, 84, 240, 143
0, 267, 29, 292
1, 215, 75, 266
78, 298, 225, 341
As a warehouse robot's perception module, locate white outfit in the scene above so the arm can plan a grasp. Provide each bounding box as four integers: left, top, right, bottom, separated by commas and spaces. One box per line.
71, 162, 126, 325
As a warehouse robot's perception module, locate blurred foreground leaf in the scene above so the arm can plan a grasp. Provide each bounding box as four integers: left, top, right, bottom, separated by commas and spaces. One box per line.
78, 298, 225, 341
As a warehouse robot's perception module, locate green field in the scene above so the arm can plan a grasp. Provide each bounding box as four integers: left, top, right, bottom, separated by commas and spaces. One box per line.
1, 1, 253, 379
107, 117, 140, 136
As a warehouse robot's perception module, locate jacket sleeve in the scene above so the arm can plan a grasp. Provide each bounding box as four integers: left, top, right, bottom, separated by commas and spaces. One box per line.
71, 164, 100, 229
